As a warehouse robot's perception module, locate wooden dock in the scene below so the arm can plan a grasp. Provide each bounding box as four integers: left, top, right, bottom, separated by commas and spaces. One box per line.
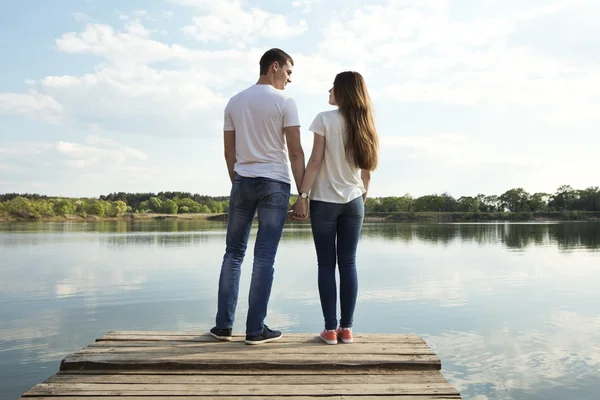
20, 331, 461, 399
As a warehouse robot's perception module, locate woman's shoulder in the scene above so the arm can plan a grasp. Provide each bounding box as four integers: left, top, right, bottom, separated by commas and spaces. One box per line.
319, 109, 339, 117
315, 109, 340, 122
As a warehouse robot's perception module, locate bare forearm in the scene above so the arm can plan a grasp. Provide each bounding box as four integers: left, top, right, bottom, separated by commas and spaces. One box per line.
299, 157, 322, 195
361, 171, 371, 201
289, 153, 306, 193
225, 155, 236, 183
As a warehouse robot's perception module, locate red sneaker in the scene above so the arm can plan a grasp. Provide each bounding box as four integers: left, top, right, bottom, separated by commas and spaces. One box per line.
336, 327, 353, 343
320, 329, 338, 345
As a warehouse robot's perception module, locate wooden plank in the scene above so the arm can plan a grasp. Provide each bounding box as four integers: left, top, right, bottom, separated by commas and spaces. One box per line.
96, 332, 426, 344
21, 396, 462, 399
46, 372, 450, 385
88, 340, 432, 350
106, 331, 423, 339
19, 331, 461, 399
24, 382, 461, 396
56, 368, 446, 376
60, 352, 441, 372
76, 344, 435, 355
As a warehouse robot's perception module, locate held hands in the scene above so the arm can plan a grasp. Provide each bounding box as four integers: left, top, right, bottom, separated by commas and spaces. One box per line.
290, 197, 309, 220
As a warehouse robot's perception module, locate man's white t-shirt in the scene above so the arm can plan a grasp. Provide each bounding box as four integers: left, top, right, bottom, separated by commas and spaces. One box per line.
224, 84, 300, 184
308, 109, 366, 204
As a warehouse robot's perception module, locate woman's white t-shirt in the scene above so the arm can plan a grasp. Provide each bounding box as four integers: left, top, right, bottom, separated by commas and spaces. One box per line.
308, 109, 366, 204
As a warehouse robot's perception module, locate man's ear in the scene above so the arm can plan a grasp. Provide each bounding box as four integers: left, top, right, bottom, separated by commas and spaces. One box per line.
272, 61, 279, 72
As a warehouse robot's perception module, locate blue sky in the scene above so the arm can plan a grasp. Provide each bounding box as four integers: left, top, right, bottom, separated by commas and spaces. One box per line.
1, 0, 599, 198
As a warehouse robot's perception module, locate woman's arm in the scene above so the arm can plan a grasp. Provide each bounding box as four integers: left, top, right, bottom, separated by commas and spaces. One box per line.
361, 169, 371, 202
299, 133, 326, 195
292, 133, 325, 219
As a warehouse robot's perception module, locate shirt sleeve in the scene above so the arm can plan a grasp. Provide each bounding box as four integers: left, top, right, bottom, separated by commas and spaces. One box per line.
282, 98, 301, 128
308, 113, 326, 137
223, 100, 234, 131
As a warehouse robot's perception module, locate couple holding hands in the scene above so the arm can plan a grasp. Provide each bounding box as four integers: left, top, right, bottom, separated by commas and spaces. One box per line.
209, 48, 379, 346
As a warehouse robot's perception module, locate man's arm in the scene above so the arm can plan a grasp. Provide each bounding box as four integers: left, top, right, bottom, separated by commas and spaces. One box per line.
224, 130, 236, 183
284, 126, 305, 193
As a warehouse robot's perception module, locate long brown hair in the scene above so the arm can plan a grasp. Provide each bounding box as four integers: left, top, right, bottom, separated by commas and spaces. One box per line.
333, 71, 378, 171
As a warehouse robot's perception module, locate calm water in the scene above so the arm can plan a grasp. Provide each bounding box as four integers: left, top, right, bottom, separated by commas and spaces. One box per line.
1, 220, 599, 399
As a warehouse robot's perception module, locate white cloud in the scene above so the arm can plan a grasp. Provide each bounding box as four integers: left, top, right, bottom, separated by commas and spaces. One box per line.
380, 134, 536, 170
56, 22, 169, 64
292, 0, 320, 13
86, 135, 119, 147
174, 0, 307, 46
518, 0, 599, 20
0, 142, 53, 156
1, 0, 599, 196
56, 140, 147, 166
38, 21, 253, 135
0, 91, 63, 123
316, 0, 600, 123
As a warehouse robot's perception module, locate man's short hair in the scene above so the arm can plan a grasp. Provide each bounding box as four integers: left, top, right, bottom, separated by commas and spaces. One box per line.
259, 48, 293, 75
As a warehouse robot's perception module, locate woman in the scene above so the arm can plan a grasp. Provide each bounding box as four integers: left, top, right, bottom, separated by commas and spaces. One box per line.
293, 71, 379, 345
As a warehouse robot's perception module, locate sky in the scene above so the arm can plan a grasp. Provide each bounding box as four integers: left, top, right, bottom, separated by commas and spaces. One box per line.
0, 0, 599, 198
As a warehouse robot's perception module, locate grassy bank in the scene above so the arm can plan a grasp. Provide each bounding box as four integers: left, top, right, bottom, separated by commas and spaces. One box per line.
0, 212, 225, 223
1, 211, 599, 223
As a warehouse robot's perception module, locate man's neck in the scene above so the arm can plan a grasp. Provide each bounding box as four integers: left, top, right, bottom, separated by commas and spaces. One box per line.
256, 75, 275, 87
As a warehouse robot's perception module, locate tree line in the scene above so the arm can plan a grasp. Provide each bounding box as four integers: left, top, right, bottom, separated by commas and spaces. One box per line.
364, 185, 600, 213
0, 185, 598, 220
0, 191, 229, 220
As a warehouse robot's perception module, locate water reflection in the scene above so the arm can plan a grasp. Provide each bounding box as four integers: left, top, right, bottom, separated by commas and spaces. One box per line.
2, 221, 598, 251
0, 221, 599, 399
428, 310, 600, 400
364, 222, 600, 251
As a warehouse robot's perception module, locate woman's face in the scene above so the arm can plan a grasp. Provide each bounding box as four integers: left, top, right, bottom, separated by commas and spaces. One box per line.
328, 86, 337, 106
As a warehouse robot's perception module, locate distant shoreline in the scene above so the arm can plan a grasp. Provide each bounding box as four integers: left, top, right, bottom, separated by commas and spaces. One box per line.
1, 211, 599, 223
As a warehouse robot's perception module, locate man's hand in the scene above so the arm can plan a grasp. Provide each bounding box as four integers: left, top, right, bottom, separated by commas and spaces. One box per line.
291, 198, 308, 220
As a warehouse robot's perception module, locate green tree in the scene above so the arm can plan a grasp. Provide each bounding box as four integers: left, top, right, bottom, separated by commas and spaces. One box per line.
500, 188, 530, 212
86, 200, 106, 217
483, 195, 501, 212
457, 196, 479, 212
148, 197, 162, 212
528, 193, 549, 212
53, 199, 76, 216
109, 200, 128, 217
6, 197, 40, 219
210, 201, 224, 213
176, 198, 201, 212
413, 194, 457, 212
577, 186, 600, 211
138, 200, 150, 212
162, 199, 178, 214
73, 200, 87, 214
548, 185, 577, 211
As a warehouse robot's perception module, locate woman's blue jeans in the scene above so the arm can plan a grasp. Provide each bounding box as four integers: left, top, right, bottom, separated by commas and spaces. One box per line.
309, 196, 364, 331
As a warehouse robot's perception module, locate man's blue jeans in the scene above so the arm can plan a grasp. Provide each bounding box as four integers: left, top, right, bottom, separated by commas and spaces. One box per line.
215, 172, 291, 336
310, 196, 364, 331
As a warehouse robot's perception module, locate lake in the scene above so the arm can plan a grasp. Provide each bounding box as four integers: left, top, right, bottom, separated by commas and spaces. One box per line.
1, 220, 599, 399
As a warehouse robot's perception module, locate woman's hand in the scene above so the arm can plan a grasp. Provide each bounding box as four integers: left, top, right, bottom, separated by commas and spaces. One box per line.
291, 198, 309, 220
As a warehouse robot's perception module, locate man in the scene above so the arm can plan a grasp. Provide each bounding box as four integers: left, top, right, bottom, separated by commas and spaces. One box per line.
210, 48, 308, 345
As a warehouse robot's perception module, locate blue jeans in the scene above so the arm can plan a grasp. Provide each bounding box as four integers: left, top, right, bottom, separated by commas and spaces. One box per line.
215, 172, 291, 336
310, 196, 364, 331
